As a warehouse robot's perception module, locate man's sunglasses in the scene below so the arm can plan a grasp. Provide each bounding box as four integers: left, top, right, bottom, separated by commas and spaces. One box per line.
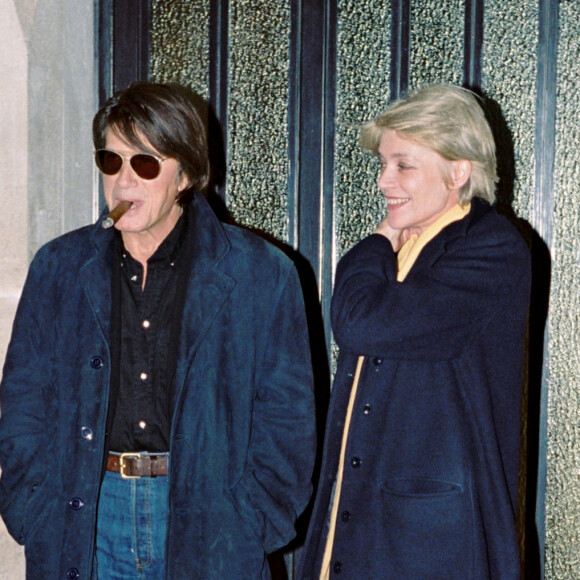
95, 149, 166, 180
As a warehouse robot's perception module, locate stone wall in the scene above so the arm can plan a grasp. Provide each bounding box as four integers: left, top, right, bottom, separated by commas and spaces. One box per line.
0, 1, 96, 577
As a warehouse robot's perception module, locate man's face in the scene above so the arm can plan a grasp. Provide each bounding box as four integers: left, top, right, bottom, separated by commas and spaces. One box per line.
102, 128, 189, 247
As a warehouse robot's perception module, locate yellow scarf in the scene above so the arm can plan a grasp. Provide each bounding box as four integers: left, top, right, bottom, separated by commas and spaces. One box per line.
397, 203, 470, 282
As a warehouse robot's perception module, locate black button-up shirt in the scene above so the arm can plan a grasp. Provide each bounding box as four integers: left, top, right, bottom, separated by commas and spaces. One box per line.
109, 213, 186, 452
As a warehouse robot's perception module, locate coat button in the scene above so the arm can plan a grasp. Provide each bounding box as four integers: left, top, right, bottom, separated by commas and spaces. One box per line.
69, 497, 84, 511
362, 404, 372, 415
372, 357, 383, 366
341, 510, 351, 522
333, 561, 343, 573
81, 426, 93, 440
66, 568, 80, 579
90, 356, 104, 369
350, 457, 361, 468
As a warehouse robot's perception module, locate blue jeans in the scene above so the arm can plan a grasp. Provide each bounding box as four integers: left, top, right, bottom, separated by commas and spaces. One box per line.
95, 469, 169, 579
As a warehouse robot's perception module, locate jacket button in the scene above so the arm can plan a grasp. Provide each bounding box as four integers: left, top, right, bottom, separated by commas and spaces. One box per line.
341, 510, 351, 522
350, 457, 361, 468
81, 426, 93, 440
90, 356, 104, 369
362, 404, 372, 415
372, 357, 383, 366
333, 561, 343, 573
66, 568, 80, 580
69, 497, 84, 511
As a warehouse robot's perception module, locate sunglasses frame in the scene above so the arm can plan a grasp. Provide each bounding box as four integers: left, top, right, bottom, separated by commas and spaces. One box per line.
95, 149, 167, 180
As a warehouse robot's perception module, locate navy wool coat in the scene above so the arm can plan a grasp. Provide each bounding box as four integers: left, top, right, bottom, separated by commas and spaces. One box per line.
299, 198, 531, 579
0, 193, 316, 579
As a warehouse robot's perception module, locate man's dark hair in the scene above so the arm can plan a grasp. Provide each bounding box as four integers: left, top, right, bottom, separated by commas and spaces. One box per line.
93, 82, 210, 205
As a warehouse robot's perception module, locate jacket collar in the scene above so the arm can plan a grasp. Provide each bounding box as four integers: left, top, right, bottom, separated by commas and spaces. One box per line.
431, 197, 489, 238
411, 197, 493, 268
78, 213, 117, 341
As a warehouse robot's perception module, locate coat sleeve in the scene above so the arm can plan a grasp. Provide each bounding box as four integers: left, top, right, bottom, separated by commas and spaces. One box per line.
331, 223, 530, 360
0, 251, 56, 544
230, 263, 316, 554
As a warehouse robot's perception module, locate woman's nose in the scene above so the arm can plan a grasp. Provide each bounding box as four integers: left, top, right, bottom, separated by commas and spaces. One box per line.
378, 165, 393, 189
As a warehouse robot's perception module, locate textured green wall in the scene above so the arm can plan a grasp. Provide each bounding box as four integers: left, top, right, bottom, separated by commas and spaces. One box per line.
545, 2, 580, 577
151, 0, 290, 241
409, 0, 463, 87
150, 0, 209, 97
482, 0, 538, 221
335, 0, 391, 257
227, 0, 290, 240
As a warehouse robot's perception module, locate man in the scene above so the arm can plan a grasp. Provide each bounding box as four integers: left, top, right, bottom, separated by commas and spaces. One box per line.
0, 82, 316, 579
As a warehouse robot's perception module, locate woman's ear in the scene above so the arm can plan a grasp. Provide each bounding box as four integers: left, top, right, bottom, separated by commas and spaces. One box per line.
449, 159, 472, 190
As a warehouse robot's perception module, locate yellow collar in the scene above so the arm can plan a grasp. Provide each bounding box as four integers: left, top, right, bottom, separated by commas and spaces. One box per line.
397, 203, 470, 282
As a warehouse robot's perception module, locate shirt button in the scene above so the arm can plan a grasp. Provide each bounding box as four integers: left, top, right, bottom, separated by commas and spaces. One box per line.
333, 561, 343, 573
69, 497, 84, 511
362, 404, 372, 415
142, 320, 151, 329
350, 456, 361, 468
341, 510, 351, 522
140, 372, 148, 381
67, 568, 80, 580
81, 426, 93, 440
138, 421, 147, 429
372, 357, 383, 366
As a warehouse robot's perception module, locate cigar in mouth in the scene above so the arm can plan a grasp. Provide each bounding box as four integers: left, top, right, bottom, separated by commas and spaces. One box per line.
102, 201, 134, 229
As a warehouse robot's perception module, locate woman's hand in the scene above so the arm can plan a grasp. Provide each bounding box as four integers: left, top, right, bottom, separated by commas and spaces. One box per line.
374, 217, 419, 252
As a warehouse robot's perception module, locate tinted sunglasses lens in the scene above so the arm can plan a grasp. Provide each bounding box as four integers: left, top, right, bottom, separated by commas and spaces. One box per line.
95, 150, 123, 175
130, 154, 162, 180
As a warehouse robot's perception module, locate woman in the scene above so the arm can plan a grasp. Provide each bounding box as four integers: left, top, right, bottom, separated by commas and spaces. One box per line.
300, 84, 531, 579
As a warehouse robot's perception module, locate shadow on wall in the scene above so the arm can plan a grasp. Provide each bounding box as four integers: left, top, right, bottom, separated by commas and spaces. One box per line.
477, 89, 550, 580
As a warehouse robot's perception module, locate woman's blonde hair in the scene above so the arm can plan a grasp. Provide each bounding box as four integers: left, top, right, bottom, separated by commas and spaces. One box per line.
360, 84, 498, 204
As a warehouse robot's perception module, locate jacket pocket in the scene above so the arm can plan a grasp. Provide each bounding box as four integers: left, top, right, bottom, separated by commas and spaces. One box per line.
19, 474, 53, 543
382, 477, 462, 497
379, 477, 473, 579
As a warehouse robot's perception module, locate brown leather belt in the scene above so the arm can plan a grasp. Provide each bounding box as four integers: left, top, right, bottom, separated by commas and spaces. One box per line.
107, 453, 168, 479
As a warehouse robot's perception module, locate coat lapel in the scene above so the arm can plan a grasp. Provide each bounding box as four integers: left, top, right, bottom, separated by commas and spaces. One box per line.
411, 198, 490, 271
78, 219, 116, 342
172, 194, 236, 395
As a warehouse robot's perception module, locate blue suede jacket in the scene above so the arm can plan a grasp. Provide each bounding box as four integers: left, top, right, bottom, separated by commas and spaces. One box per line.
0, 193, 316, 579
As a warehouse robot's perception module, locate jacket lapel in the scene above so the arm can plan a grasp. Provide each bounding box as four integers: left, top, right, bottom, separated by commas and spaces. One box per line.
172, 194, 236, 395
78, 219, 116, 342
412, 198, 490, 271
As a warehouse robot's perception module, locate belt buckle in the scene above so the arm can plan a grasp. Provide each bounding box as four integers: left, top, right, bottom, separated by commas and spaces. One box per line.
119, 452, 142, 479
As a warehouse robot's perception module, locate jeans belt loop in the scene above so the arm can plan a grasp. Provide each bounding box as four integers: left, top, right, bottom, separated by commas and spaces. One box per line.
150, 455, 159, 478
